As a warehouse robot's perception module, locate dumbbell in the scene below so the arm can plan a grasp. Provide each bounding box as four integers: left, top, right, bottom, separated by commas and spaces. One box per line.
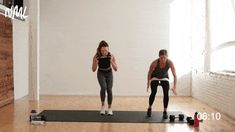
30, 110, 37, 122
186, 116, 192, 122
30, 110, 46, 122
186, 116, 203, 125
169, 114, 184, 121
31, 116, 46, 125
186, 116, 194, 125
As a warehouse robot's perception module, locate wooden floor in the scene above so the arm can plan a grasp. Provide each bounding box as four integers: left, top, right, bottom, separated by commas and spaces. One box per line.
0, 96, 234, 132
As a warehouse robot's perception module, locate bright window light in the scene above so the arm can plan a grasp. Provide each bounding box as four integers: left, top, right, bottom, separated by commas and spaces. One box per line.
209, 0, 235, 72
169, 0, 192, 78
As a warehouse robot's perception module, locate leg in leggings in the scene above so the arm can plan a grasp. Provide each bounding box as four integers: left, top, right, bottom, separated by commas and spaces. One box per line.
160, 81, 169, 110
97, 71, 107, 105
149, 80, 159, 106
147, 80, 159, 116
106, 72, 113, 106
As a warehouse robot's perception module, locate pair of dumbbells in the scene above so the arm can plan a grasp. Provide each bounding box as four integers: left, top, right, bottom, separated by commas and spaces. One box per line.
169, 114, 202, 125
169, 114, 184, 121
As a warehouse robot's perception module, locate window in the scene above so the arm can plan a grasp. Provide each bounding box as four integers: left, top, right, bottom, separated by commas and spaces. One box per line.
209, 0, 235, 73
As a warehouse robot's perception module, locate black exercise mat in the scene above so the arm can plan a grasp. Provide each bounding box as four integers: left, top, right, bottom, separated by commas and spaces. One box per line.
38, 110, 188, 123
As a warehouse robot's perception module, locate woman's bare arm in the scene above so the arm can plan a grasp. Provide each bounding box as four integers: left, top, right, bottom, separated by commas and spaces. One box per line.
169, 59, 177, 95
92, 54, 98, 72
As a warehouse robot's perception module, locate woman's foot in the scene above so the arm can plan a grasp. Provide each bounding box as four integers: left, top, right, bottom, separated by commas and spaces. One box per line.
107, 108, 113, 116
147, 108, 152, 117
163, 111, 168, 119
100, 105, 105, 115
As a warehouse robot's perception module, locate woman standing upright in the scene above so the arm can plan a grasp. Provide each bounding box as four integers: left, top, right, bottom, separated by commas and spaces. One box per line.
92, 40, 118, 115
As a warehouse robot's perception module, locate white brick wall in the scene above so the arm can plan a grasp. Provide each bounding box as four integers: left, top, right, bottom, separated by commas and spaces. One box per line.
192, 71, 235, 119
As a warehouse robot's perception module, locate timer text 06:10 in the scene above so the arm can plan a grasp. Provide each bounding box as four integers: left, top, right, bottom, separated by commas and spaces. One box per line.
197, 112, 221, 120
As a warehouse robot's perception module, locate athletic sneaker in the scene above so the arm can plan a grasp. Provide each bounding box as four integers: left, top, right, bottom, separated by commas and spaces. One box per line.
163, 111, 168, 119
100, 105, 105, 115
147, 108, 152, 117
107, 108, 113, 116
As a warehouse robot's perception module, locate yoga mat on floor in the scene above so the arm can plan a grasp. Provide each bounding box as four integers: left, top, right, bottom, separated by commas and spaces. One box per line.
38, 110, 188, 123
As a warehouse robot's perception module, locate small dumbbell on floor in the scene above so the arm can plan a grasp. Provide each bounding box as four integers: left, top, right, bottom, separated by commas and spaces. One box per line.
169, 114, 184, 121
186, 116, 203, 125
29, 110, 46, 125
186, 116, 194, 125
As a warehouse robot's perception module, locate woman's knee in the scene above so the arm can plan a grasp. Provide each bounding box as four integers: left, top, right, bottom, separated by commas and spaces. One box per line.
107, 88, 113, 95
100, 88, 106, 94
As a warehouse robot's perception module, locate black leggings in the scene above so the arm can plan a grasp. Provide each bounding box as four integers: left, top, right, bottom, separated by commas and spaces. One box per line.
97, 70, 113, 105
149, 80, 169, 108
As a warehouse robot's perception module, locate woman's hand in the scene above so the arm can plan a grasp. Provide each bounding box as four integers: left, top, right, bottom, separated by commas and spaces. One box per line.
94, 55, 99, 64
171, 86, 177, 95
111, 55, 115, 64
147, 82, 150, 92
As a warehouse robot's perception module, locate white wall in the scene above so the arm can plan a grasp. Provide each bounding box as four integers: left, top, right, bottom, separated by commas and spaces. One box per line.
40, 0, 191, 96
13, 19, 29, 100
26, 0, 40, 100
